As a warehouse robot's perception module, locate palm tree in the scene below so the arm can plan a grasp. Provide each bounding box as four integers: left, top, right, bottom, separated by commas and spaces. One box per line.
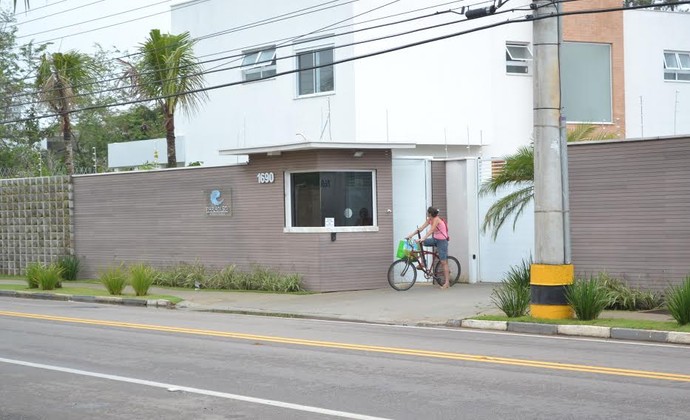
36, 51, 94, 176
121, 29, 207, 168
480, 124, 618, 239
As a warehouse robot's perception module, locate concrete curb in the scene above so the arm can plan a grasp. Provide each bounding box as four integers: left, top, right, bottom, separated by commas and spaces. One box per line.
0, 290, 173, 308
459, 318, 690, 345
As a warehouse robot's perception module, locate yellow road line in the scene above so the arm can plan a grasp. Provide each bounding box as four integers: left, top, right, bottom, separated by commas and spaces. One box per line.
2, 310, 689, 382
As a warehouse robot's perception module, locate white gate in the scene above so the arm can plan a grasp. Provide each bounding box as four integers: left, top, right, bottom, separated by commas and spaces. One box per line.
476, 159, 535, 283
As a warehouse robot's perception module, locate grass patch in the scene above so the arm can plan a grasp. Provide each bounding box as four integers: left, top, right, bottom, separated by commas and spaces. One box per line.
471, 314, 690, 332
0, 284, 182, 304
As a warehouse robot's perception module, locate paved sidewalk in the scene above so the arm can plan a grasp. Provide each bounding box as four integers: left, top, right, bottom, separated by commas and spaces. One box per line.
1, 279, 687, 345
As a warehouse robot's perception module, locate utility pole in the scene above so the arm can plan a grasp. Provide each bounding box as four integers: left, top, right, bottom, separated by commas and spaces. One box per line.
530, 0, 573, 319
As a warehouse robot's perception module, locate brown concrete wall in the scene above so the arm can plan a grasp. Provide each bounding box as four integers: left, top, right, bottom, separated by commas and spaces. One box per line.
72, 149, 393, 292
563, 0, 625, 138
569, 136, 690, 292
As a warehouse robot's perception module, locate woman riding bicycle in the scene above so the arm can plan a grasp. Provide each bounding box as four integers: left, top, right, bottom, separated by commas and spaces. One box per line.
405, 206, 450, 288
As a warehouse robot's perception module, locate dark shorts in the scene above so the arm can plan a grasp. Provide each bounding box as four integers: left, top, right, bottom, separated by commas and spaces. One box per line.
422, 237, 448, 260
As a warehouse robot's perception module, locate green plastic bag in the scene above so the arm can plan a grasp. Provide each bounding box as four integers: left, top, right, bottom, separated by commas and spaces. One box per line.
395, 239, 416, 259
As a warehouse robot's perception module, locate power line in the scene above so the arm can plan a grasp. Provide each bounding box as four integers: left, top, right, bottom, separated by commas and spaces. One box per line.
12, 0, 105, 28
6, 0, 672, 124
7, 0, 477, 103
1, 10, 543, 124
2, 0, 668, 124
18, 0, 172, 38
25, 0, 208, 45
9, 2, 497, 108
10, 0, 68, 16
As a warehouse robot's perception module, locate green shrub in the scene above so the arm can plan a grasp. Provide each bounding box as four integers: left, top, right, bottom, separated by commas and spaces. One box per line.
25, 262, 42, 289
566, 277, 611, 321
205, 265, 238, 289
36, 263, 64, 291
156, 262, 302, 292
157, 261, 207, 288
491, 283, 530, 318
598, 273, 663, 311
491, 258, 532, 318
57, 255, 81, 281
665, 276, 690, 325
99, 265, 127, 295
504, 256, 532, 289
129, 264, 158, 296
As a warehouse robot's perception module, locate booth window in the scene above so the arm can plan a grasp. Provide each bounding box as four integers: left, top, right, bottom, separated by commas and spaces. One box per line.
297, 48, 334, 95
287, 171, 375, 229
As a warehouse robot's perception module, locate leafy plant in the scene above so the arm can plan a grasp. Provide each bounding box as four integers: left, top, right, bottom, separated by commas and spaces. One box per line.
35, 263, 64, 291
157, 261, 207, 288
57, 255, 81, 281
490, 258, 532, 317
566, 277, 612, 321
25, 262, 42, 288
129, 263, 158, 296
504, 257, 532, 289
598, 273, 663, 310
491, 283, 531, 318
99, 265, 127, 295
665, 276, 690, 325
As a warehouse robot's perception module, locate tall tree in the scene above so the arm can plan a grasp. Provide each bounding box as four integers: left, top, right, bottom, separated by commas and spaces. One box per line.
480, 125, 618, 239
121, 29, 207, 168
35, 51, 95, 176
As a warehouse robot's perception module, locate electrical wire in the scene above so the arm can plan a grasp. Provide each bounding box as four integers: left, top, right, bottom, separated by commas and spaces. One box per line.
9, 1, 507, 108
7, 0, 485, 103
17, 0, 172, 38
4, 0, 684, 124
11, 0, 105, 28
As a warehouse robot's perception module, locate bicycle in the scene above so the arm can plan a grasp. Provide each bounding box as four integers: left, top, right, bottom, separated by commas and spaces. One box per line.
387, 237, 461, 291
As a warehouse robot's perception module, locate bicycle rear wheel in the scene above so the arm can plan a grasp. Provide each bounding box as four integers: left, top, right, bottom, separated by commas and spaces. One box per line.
433, 256, 461, 287
387, 259, 417, 291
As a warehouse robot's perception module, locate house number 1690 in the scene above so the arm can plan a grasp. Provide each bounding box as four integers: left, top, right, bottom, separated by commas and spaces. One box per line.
256, 172, 275, 183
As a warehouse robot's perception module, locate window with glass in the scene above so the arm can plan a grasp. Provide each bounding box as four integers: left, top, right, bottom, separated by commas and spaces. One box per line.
561, 42, 612, 123
506, 43, 532, 74
241, 47, 277, 82
664, 51, 690, 82
297, 48, 334, 95
288, 171, 374, 228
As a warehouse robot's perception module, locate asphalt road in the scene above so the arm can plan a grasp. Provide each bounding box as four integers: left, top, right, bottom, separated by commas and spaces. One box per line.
1, 299, 689, 420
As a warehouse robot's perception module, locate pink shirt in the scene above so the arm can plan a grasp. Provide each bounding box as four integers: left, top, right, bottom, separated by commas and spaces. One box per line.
433, 218, 449, 240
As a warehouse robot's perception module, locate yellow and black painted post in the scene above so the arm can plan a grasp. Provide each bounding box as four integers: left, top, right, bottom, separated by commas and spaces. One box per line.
530, 264, 574, 319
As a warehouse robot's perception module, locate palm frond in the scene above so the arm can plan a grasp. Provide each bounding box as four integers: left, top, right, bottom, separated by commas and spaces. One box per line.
567, 123, 619, 142
480, 145, 534, 196
482, 185, 534, 240
133, 29, 208, 116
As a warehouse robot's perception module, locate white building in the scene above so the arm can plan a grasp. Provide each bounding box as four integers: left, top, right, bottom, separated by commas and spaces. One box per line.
107, 0, 689, 283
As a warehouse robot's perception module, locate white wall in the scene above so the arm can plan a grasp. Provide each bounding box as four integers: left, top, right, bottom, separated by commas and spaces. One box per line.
624, 10, 690, 138
108, 137, 186, 169
172, 0, 358, 166
171, 0, 536, 165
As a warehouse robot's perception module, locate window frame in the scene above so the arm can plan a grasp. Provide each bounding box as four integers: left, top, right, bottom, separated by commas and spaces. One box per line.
284, 169, 378, 233
505, 42, 533, 75
664, 50, 690, 82
241, 46, 277, 82
295, 47, 335, 97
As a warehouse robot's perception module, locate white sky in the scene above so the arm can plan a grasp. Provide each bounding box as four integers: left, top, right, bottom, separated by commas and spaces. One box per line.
10, 0, 175, 55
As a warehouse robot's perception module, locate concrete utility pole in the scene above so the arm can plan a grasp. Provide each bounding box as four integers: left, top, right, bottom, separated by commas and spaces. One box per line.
530, 0, 573, 319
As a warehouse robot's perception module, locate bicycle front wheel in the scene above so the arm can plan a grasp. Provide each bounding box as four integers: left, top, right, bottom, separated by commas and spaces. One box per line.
433, 256, 461, 287
387, 259, 417, 291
